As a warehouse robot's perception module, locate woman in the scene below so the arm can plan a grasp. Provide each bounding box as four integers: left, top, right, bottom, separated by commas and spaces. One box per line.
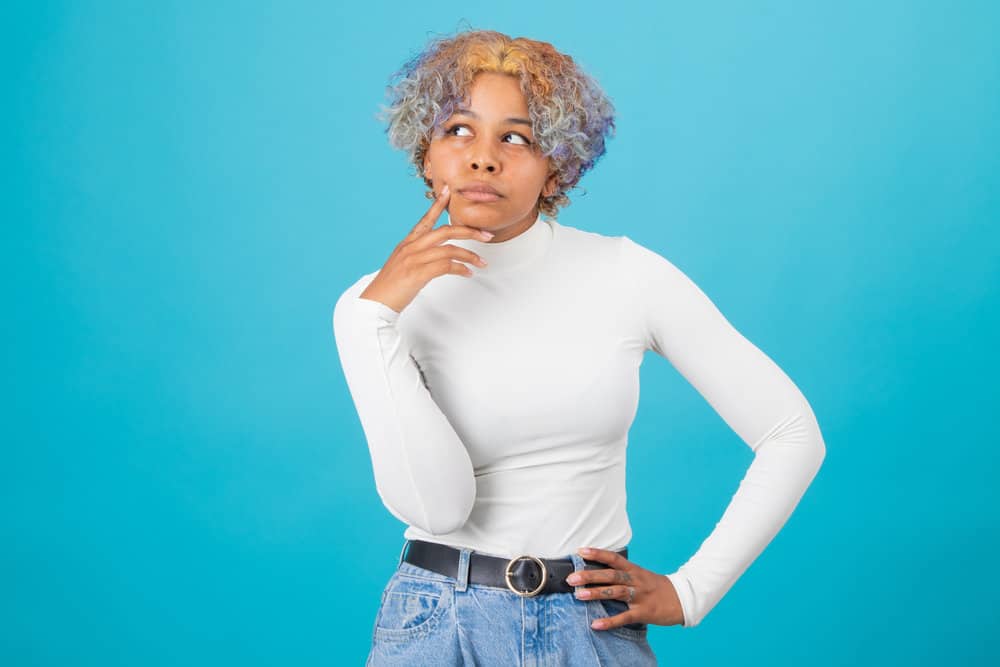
333, 29, 826, 666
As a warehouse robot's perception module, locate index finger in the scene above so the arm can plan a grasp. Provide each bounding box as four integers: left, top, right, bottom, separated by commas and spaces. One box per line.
577, 547, 632, 570
566, 547, 632, 586
406, 184, 452, 241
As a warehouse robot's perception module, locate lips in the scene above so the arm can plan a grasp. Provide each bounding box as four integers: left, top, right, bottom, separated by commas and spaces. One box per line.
458, 183, 503, 202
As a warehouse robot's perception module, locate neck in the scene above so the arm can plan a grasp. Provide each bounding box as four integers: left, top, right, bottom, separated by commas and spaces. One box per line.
446, 211, 553, 274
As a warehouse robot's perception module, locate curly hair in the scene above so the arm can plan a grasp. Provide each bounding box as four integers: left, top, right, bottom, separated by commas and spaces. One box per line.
376, 29, 616, 218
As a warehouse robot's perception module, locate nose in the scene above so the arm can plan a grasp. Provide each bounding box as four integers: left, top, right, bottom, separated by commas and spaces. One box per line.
468, 137, 500, 173
471, 160, 496, 172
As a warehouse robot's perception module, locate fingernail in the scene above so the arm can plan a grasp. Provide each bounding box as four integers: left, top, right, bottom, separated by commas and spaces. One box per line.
566, 575, 581, 585
591, 621, 604, 630
480, 230, 494, 240
579, 547, 593, 555
441, 184, 450, 195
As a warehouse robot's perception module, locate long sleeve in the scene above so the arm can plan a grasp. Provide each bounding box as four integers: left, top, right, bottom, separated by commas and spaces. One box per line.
331, 273, 477, 535
621, 237, 826, 628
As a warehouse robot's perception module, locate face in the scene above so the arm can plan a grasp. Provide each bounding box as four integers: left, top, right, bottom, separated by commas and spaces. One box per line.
422, 72, 557, 243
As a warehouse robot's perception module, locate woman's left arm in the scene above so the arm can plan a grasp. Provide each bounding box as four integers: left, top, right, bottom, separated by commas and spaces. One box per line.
594, 236, 827, 629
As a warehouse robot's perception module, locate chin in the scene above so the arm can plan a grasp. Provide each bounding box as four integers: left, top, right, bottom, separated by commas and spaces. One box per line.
449, 205, 515, 229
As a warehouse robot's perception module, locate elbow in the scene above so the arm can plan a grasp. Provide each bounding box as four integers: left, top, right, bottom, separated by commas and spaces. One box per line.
807, 409, 827, 471
379, 477, 477, 536
332, 292, 350, 344
795, 410, 827, 478
422, 481, 477, 536
814, 436, 827, 466
423, 514, 471, 537
753, 410, 827, 479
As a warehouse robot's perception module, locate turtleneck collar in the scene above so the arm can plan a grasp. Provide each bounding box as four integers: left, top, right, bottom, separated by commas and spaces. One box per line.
447, 212, 553, 274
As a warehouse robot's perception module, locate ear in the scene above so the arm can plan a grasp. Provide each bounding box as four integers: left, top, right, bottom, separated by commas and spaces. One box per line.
542, 173, 558, 198
422, 152, 432, 181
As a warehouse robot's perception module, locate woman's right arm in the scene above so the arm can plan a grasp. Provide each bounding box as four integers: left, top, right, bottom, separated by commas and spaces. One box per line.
331, 185, 493, 535
332, 278, 476, 535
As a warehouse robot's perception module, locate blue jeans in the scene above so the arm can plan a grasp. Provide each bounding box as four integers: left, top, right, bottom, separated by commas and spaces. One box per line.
365, 541, 657, 666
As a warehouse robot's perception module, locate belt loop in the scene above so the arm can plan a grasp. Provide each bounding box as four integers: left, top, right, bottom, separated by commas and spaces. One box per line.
397, 539, 410, 568
569, 552, 587, 594
455, 548, 471, 592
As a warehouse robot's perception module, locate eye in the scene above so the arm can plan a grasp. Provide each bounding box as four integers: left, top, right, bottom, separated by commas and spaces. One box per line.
444, 123, 472, 137
504, 132, 532, 146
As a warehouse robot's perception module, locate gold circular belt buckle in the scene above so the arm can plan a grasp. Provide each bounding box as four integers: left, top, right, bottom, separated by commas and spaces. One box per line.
504, 555, 547, 597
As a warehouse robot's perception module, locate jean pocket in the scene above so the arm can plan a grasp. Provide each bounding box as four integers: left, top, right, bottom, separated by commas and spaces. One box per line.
373, 574, 452, 642
591, 598, 649, 640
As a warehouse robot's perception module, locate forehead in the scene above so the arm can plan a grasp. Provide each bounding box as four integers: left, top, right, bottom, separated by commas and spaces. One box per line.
457, 72, 529, 114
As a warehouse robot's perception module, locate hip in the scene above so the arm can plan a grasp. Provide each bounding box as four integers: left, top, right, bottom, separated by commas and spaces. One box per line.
365, 541, 657, 666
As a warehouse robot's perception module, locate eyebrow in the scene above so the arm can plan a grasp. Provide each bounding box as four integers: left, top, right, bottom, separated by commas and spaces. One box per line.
454, 108, 532, 127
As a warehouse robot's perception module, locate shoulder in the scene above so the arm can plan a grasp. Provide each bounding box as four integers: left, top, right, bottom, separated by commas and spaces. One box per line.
551, 218, 619, 245
615, 232, 688, 280
551, 219, 676, 274
549, 218, 627, 263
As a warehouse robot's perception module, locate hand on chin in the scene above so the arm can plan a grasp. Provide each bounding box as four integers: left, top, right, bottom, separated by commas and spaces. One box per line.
445, 209, 491, 232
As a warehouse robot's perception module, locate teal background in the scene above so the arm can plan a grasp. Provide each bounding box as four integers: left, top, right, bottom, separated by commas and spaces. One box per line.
5, 1, 998, 665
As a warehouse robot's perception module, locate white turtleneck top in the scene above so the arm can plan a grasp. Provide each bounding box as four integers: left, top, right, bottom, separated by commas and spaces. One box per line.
331, 213, 825, 628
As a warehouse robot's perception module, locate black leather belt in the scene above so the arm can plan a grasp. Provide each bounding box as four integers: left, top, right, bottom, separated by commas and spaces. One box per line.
402, 539, 629, 597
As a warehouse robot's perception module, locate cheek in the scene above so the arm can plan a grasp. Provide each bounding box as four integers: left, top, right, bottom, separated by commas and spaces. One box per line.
520, 159, 551, 189
430, 156, 461, 180
519, 169, 551, 198
424, 143, 448, 174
